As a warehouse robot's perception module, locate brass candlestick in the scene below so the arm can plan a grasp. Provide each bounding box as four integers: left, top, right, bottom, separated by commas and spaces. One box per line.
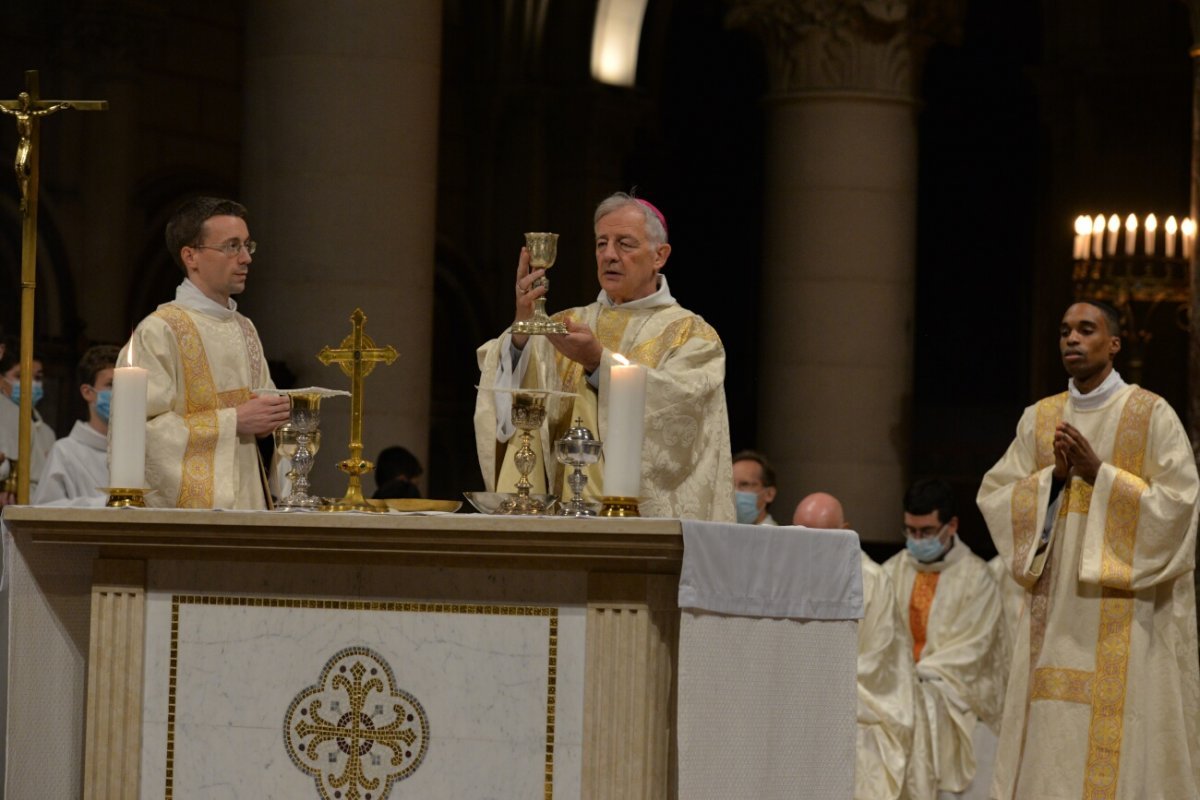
497, 392, 551, 515
510, 232, 568, 335
104, 487, 147, 508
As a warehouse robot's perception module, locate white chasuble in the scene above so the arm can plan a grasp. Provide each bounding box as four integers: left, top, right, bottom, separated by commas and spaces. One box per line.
882, 536, 1008, 795
475, 283, 734, 522
856, 552, 925, 800
125, 286, 273, 510
978, 384, 1200, 800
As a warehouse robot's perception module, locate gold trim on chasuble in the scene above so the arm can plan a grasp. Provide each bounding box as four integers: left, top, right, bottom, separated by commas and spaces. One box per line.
1017, 388, 1156, 800
908, 572, 939, 663
153, 307, 249, 508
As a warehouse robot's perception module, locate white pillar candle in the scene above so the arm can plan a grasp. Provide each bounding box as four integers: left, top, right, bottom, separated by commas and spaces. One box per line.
1073, 216, 1090, 260
1091, 215, 1105, 258
110, 344, 148, 489
602, 355, 646, 499
1166, 216, 1178, 258
1183, 218, 1196, 260
1144, 214, 1157, 256
1106, 214, 1119, 255
1124, 214, 1137, 256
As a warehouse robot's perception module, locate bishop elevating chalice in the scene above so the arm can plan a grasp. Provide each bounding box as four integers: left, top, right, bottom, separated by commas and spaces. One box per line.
275, 392, 323, 509
497, 391, 551, 515
510, 232, 568, 335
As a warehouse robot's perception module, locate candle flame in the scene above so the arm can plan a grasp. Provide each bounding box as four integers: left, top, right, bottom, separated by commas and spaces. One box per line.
1107, 214, 1120, 233
1167, 216, 1178, 234
1092, 215, 1105, 234
1125, 214, 1137, 232
1146, 214, 1157, 231
1074, 216, 1091, 236
613, 353, 630, 366
126, 340, 135, 368
1184, 218, 1196, 236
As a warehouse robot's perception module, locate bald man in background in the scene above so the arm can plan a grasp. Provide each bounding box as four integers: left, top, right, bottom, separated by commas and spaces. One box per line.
794, 493, 934, 799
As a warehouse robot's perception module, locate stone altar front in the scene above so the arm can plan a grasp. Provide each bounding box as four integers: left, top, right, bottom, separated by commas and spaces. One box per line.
3, 507, 857, 799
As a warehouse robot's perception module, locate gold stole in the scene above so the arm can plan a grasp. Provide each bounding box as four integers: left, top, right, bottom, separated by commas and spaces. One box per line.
153, 307, 255, 508
909, 571, 940, 663
1013, 387, 1157, 799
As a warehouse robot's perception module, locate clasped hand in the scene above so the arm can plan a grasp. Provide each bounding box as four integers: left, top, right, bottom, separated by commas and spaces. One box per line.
1053, 422, 1102, 484
236, 393, 291, 437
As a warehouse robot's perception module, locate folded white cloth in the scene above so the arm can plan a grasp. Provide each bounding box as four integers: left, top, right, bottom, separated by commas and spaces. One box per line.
678, 519, 864, 620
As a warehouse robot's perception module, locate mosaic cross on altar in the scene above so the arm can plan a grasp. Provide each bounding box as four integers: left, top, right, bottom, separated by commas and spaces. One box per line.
318, 308, 398, 511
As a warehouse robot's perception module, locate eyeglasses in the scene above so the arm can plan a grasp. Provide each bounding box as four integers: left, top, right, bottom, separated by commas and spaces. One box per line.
903, 523, 947, 540
192, 240, 256, 257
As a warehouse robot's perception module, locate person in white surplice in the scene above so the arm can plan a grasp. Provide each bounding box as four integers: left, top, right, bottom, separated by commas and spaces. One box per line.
882, 478, 1008, 800
474, 192, 734, 521
977, 300, 1200, 799
32, 344, 121, 506
122, 197, 290, 509
0, 344, 56, 503
792, 491, 935, 800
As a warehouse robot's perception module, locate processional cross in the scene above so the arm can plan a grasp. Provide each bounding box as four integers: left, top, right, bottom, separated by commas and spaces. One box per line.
1, 70, 106, 504
318, 308, 398, 512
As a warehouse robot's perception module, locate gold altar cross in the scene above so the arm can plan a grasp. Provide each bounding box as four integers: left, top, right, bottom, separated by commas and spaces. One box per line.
2, 70, 106, 504
317, 308, 398, 511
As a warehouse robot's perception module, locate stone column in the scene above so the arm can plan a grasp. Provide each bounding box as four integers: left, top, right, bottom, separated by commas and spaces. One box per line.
729, 0, 959, 542
240, 1, 441, 495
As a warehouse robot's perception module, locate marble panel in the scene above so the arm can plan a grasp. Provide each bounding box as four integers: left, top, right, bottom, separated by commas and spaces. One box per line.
140, 592, 585, 799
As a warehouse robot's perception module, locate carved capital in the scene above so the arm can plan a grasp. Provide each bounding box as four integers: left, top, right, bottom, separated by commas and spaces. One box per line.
727, 0, 964, 98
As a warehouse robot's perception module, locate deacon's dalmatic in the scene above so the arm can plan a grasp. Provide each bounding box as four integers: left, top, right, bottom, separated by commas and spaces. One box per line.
123, 278, 275, 510
978, 379, 1200, 799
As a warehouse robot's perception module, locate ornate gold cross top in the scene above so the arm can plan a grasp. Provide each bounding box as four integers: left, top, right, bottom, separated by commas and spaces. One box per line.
317, 308, 398, 511
3, 70, 106, 505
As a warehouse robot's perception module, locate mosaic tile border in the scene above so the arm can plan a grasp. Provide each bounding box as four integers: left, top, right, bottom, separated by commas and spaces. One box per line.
164, 595, 559, 800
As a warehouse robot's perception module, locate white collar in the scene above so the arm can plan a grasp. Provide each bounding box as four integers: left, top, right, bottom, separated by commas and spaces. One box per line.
596, 274, 676, 310
71, 420, 109, 452
175, 278, 237, 320
1068, 369, 1127, 411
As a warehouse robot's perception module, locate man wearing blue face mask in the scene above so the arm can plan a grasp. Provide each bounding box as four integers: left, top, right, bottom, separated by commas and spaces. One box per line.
0, 340, 56, 504
33, 345, 120, 506
732, 450, 778, 525
881, 478, 1008, 800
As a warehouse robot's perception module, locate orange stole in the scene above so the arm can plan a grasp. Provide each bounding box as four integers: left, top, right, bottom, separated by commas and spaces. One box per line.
909, 571, 940, 662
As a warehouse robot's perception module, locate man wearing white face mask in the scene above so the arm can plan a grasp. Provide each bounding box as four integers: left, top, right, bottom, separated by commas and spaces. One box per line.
33, 345, 119, 506
881, 478, 1008, 800
0, 341, 56, 504
732, 449, 778, 525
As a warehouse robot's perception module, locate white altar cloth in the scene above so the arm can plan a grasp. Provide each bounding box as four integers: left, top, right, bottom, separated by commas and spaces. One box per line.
677, 521, 863, 800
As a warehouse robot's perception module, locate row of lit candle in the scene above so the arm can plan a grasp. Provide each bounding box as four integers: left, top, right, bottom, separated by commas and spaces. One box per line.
1073, 213, 1195, 260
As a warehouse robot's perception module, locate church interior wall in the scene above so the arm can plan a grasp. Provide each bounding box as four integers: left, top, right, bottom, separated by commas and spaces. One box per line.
0, 0, 1194, 537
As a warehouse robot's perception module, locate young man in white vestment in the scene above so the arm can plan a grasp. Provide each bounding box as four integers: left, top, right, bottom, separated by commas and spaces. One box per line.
122, 197, 290, 509
474, 192, 735, 521
0, 345, 57, 504
978, 301, 1200, 799
793, 492, 936, 800
32, 344, 120, 506
882, 478, 1008, 799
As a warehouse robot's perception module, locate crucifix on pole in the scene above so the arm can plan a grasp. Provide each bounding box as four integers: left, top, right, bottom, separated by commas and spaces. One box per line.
318, 308, 398, 512
1, 70, 106, 504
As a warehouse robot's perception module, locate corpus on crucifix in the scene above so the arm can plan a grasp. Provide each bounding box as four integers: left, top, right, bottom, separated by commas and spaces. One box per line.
0, 70, 106, 504
318, 308, 398, 512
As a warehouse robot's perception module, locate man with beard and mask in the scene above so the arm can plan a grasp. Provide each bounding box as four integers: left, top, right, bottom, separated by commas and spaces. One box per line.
882, 478, 1008, 799
0, 341, 56, 504
33, 345, 120, 506
978, 300, 1200, 799
732, 450, 778, 525
475, 192, 734, 521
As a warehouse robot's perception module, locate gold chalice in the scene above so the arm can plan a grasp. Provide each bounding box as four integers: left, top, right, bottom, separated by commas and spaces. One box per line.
497, 391, 552, 515
275, 392, 324, 509
510, 232, 568, 335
